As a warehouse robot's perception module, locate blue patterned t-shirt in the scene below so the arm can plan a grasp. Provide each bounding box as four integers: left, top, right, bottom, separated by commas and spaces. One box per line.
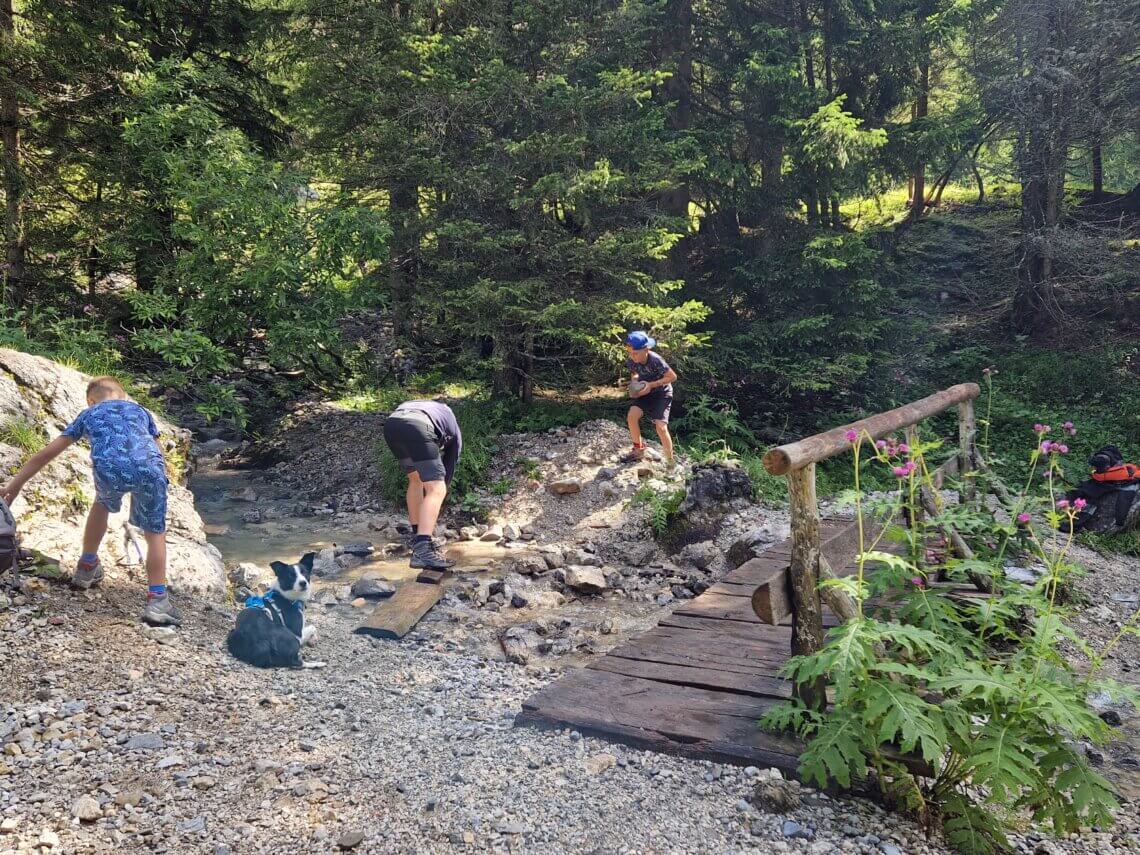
62, 400, 164, 476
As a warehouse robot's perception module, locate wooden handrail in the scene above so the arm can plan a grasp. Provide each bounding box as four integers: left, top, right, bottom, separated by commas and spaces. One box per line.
762, 383, 980, 475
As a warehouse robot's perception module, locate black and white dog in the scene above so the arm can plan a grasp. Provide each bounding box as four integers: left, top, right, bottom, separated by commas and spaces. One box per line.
226, 553, 325, 669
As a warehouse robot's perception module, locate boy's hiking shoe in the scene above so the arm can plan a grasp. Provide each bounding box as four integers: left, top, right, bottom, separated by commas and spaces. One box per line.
410, 539, 453, 571
141, 595, 182, 627
72, 561, 104, 590
620, 443, 647, 463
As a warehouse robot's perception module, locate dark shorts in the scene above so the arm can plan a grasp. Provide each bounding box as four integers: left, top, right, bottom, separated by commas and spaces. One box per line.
383, 412, 446, 482
630, 390, 672, 424
93, 465, 168, 534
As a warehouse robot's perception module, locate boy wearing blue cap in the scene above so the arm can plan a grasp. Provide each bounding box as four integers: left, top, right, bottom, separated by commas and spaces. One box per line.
623, 331, 677, 465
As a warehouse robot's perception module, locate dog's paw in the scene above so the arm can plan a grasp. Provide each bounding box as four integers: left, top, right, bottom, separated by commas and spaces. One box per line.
300, 660, 327, 669
301, 625, 318, 646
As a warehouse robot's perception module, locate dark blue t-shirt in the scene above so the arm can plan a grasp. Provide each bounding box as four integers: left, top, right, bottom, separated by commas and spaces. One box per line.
62, 400, 164, 476
395, 401, 462, 484
626, 352, 673, 396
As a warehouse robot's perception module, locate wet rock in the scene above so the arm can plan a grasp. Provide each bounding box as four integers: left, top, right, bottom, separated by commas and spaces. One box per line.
508, 555, 548, 576
548, 478, 583, 495
351, 574, 396, 599
565, 565, 607, 594
502, 523, 522, 541
481, 525, 504, 542
336, 542, 375, 557
224, 486, 258, 503
500, 625, 544, 665
311, 548, 339, 578
510, 592, 528, 608
596, 467, 618, 481
622, 541, 657, 567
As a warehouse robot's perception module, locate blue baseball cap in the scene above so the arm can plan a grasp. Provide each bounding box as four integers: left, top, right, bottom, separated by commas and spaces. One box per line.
626, 330, 656, 350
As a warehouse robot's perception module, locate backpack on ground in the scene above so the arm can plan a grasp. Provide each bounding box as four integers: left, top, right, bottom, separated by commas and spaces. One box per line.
1066, 445, 1140, 534
0, 497, 19, 579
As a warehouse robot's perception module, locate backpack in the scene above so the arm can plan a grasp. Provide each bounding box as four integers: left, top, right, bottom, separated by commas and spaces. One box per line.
1066, 446, 1140, 533
0, 497, 19, 577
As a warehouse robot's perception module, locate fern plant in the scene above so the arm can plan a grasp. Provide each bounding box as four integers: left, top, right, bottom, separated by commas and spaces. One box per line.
762, 405, 1138, 854
629, 484, 686, 537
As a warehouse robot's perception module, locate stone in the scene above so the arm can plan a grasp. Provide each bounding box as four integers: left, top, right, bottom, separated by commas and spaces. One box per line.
879, 845, 902, 855
351, 574, 396, 599
351, 597, 367, 608
481, 525, 504, 542
311, 547, 339, 577
509, 555, 548, 576
38, 829, 61, 850
548, 478, 583, 496
564, 565, 607, 594
623, 541, 657, 567
596, 467, 618, 481
0, 817, 17, 833
584, 753, 616, 775
502, 523, 522, 541
751, 780, 801, 813
496, 821, 529, 835
156, 754, 184, 770
337, 831, 366, 850
229, 562, 264, 588
71, 794, 102, 822
510, 593, 528, 608
178, 816, 207, 834
224, 486, 257, 502
115, 790, 144, 807
679, 540, 718, 570
781, 820, 812, 840
125, 733, 164, 751
336, 542, 375, 557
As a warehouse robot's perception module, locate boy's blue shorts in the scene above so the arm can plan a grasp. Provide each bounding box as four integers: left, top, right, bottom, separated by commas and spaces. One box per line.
92, 465, 168, 534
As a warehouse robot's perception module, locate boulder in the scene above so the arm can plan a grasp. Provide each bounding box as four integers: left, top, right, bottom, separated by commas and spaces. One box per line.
680, 462, 753, 513
0, 348, 224, 597
508, 554, 548, 576
229, 562, 264, 588
726, 526, 778, 568
311, 547, 339, 577
565, 565, 607, 594
548, 477, 583, 495
480, 524, 504, 542
679, 540, 719, 570
622, 541, 657, 567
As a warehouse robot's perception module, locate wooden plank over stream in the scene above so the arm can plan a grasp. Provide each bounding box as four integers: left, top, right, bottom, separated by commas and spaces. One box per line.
516, 519, 972, 775
354, 581, 444, 640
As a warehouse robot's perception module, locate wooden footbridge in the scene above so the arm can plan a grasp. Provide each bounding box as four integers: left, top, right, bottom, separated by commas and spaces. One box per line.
516, 384, 983, 775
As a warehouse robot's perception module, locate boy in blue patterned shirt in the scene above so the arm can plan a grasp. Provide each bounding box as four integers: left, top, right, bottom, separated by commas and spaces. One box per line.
1, 376, 180, 626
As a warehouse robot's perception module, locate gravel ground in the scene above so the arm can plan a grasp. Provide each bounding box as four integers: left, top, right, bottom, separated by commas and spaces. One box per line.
1, 568, 1137, 855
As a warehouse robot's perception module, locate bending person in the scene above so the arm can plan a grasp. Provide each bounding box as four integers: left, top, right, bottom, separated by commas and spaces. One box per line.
382, 400, 461, 572
623, 331, 677, 466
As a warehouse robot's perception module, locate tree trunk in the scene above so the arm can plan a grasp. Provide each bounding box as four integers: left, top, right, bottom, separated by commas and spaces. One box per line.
908, 14, 929, 222
388, 180, 417, 338
1, 0, 26, 307
656, 0, 692, 277
1091, 145, 1103, 201
821, 0, 834, 94
798, 0, 816, 90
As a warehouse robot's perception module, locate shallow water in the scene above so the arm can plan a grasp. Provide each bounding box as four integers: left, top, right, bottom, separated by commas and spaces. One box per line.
189, 465, 517, 580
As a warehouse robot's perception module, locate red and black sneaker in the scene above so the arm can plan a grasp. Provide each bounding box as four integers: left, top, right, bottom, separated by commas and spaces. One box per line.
620, 443, 648, 463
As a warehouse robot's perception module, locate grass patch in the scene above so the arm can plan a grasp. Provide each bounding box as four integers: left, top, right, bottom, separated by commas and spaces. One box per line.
0, 419, 47, 460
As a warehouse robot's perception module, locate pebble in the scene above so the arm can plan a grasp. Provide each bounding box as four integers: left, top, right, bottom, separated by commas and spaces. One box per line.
71, 793, 101, 822
337, 830, 365, 849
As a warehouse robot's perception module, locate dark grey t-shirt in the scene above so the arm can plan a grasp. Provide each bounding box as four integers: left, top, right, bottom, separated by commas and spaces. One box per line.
626, 352, 673, 396
395, 401, 463, 484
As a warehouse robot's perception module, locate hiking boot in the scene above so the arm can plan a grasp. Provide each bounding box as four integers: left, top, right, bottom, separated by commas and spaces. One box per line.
141, 594, 183, 627
409, 538, 454, 570
72, 561, 104, 590
620, 444, 647, 463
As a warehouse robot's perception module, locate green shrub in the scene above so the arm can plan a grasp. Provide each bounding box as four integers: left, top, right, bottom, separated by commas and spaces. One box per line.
762, 416, 1136, 854
629, 483, 686, 537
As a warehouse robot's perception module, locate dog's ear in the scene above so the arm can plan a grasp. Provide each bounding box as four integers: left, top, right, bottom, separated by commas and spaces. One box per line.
298, 552, 316, 573
269, 561, 292, 576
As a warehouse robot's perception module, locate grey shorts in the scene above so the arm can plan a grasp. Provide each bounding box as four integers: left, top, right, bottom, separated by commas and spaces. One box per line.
383, 412, 446, 482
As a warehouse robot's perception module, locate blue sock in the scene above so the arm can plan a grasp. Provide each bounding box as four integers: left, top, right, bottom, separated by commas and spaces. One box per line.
413, 534, 430, 544
79, 552, 98, 566
148, 584, 166, 600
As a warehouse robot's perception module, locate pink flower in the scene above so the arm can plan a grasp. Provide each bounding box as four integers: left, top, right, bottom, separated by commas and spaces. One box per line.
1034, 423, 1044, 433
1073, 498, 1087, 510
1040, 441, 1053, 454
906, 461, 918, 474
1056, 499, 1070, 510
876, 440, 887, 451
82, 304, 95, 316
1057, 444, 1068, 454
845, 429, 858, 443
1017, 513, 1031, 524
1062, 421, 1074, 431
893, 466, 908, 478
910, 576, 926, 589
898, 443, 910, 455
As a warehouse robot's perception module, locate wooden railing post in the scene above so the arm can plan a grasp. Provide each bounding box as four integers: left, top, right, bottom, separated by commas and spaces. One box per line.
786, 462, 826, 711
958, 400, 976, 505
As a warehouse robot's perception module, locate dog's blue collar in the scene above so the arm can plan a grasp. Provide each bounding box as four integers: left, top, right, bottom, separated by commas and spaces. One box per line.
245, 589, 304, 612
